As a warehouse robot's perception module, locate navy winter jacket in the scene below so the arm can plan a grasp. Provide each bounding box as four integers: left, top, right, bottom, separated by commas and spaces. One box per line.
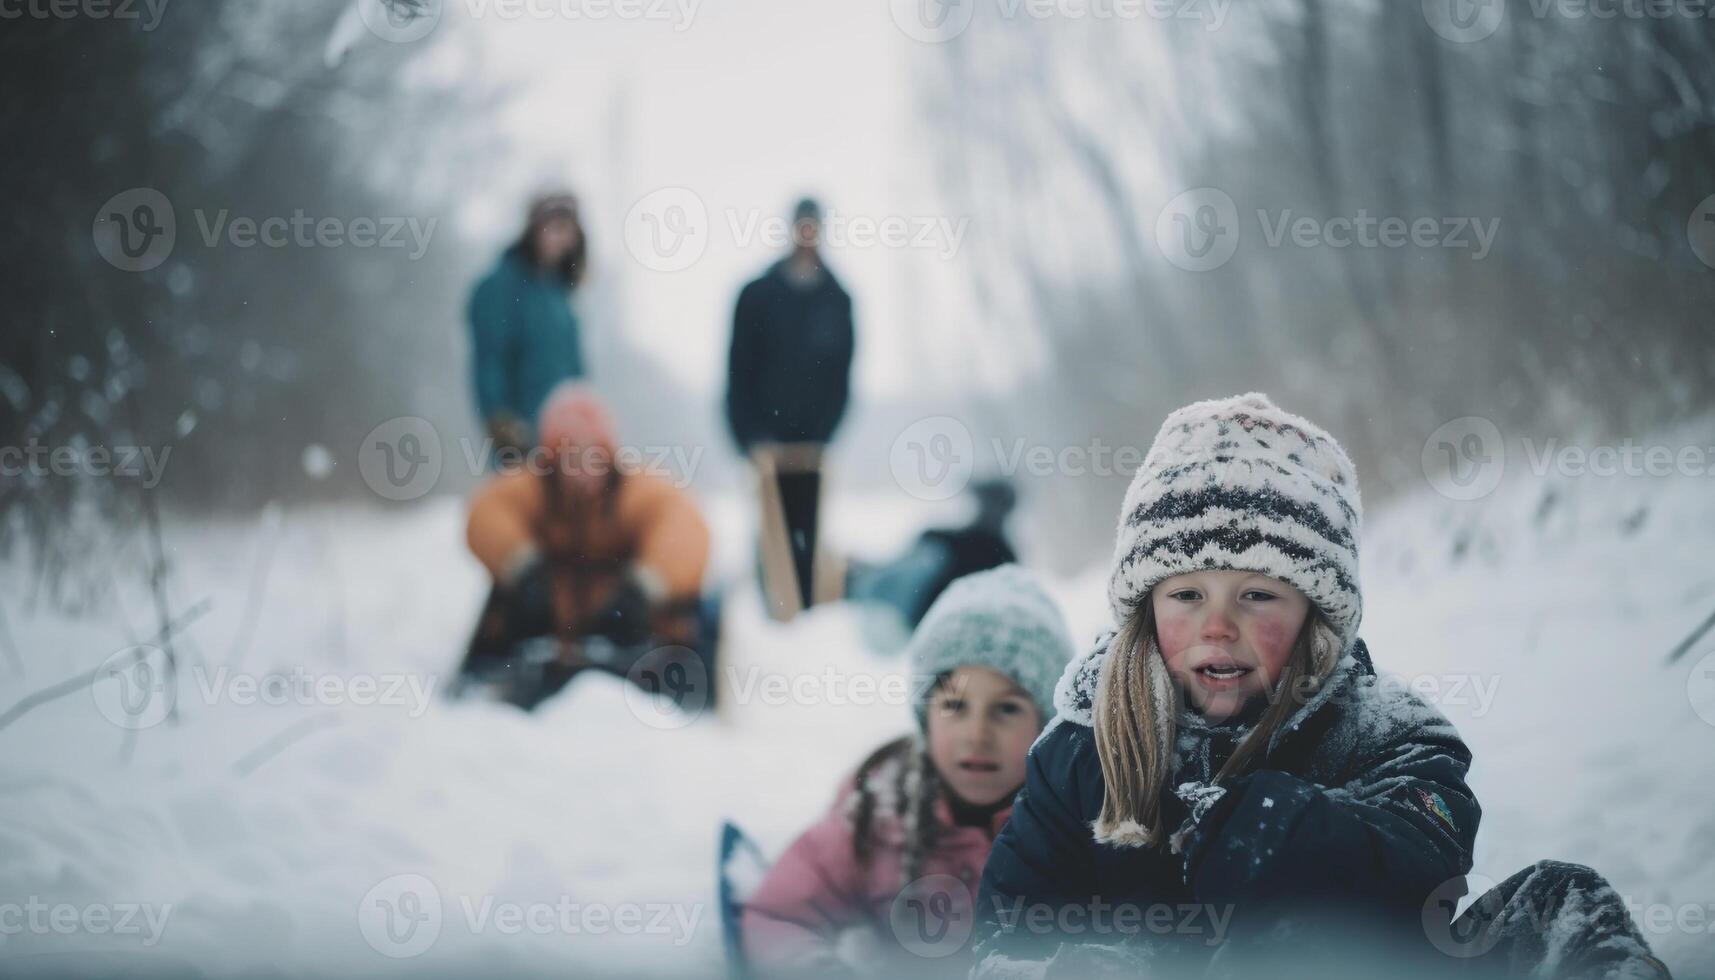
973, 634, 1481, 976
724, 259, 854, 452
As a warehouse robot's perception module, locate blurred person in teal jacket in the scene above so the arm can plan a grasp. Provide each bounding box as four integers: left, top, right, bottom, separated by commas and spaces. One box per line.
468, 191, 588, 459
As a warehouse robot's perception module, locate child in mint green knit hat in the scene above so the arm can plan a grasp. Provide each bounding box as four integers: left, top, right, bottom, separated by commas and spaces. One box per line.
742, 565, 1074, 976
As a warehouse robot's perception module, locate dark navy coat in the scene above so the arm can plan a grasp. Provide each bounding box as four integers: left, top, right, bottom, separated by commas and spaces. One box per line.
724, 259, 854, 452
973, 635, 1481, 976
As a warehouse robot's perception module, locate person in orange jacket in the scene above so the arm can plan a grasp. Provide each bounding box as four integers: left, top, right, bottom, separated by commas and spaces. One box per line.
464, 382, 711, 701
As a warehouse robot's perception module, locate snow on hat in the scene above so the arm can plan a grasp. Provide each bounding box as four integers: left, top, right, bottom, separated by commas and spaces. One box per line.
1108, 392, 1364, 651
907, 565, 1076, 729
536, 382, 617, 458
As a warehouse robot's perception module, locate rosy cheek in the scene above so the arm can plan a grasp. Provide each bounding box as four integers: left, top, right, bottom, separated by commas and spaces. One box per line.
1155, 618, 1193, 664
927, 729, 957, 772
1248, 617, 1296, 672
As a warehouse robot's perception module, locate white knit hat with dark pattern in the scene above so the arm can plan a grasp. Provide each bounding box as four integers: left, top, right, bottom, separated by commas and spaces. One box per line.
907, 564, 1075, 728
1108, 392, 1365, 650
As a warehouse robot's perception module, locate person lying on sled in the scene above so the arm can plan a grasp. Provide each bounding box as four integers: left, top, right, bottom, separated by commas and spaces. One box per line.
463, 382, 711, 706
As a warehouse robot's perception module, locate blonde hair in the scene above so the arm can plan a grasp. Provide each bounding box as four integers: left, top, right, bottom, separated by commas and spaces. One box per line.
1092, 594, 1337, 847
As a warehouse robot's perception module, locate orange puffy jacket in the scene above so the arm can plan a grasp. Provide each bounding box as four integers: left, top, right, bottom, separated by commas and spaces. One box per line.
466, 468, 710, 640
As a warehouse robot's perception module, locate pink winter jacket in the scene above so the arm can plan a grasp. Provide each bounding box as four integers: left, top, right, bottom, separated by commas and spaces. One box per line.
740, 758, 1011, 978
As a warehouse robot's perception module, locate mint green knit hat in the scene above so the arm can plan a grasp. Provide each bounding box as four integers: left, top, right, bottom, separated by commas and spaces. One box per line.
906, 564, 1076, 729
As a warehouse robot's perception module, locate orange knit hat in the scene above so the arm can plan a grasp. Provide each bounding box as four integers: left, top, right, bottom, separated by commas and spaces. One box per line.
536, 382, 617, 459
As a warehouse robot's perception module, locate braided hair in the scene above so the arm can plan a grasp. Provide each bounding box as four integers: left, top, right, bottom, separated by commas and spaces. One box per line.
846, 733, 944, 887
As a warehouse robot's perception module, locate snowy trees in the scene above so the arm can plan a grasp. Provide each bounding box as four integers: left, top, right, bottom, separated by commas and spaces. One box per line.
0, 0, 499, 606
918, 0, 1715, 564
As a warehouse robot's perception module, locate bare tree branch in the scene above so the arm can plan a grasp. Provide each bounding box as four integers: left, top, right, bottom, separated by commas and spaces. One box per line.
0, 598, 211, 733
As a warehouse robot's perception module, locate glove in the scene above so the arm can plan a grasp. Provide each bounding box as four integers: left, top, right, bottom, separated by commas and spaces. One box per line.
590, 578, 653, 647
487, 413, 529, 456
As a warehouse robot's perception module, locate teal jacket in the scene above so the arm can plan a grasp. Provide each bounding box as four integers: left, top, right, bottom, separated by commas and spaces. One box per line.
468, 248, 585, 432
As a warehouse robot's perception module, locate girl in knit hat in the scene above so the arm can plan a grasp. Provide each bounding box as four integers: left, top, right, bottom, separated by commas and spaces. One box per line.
972, 394, 1669, 980
741, 565, 1075, 978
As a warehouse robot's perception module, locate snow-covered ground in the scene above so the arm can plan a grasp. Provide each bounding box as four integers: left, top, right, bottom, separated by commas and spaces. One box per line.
1, 460, 1712, 977
1360, 457, 1715, 976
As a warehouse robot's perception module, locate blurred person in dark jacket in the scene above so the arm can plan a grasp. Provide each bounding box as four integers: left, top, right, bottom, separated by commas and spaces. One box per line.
725, 197, 855, 620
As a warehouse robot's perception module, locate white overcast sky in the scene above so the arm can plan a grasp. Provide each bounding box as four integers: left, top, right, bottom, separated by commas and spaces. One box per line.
431, 0, 998, 400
